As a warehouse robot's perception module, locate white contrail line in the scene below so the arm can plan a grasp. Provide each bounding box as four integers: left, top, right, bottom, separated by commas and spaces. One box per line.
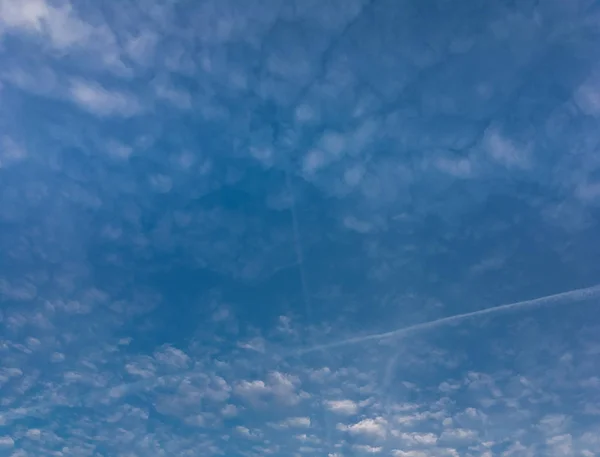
295, 283, 600, 356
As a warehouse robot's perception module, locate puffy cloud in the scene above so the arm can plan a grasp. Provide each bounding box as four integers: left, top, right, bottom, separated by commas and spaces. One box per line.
235, 372, 305, 406
278, 417, 311, 428
337, 417, 387, 438
0, 436, 14, 448
325, 399, 359, 415
397, 432, 438, 446
69, 79, 142, 117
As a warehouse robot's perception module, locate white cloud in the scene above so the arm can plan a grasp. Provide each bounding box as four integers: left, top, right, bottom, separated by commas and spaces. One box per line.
0, 435, 14, 447
353, 445, 382, 453
279, 417, 311, 428
337, 417, 387, 438
125, 361, 156, 378
537, 414, 570, 435
26, 428, 41, 439
235, 372, 304, 406
546, 434, 572, 456
105, 140, 133, 160
303, 149, 327, 175
295, 433, 320, 444
392, 451, 428, 457
309, 367, 332, 382
439, 428, 477, 443
125, 30, 158, 66
69, 79, 141, 117
235, 426, 251, 436
235, 379, 269, 397
434, 156, 473, 178
153, 346, 190, 369
221, 404, 238, 418
343, 215, 373, 233
154, 81, 192, 109
325, 399, 359, 415
0, 136, 27, 168
237, 337, 266, 353
574, 74, 600, 116
0, 0, 122, 68
398, 432, 438, 446
483, 128, 530, 169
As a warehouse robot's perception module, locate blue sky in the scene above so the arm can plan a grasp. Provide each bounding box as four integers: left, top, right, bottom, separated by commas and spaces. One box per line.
1, 0, 600, 456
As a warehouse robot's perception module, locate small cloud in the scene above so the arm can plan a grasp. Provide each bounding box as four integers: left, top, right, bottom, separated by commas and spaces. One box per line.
149, 174, 173, 193
483, 128, 530, 169
325, 399, 359, 415
439, 428, 477, 444
235, 379, 269, 398
574, 76, 600, 116
106, 141, 133, 160
237, 337, 265, 353
343, 215, 373, 234
295, 104, 316, 123
153, 345, 189, 369
69, 79, 141, 117
154, 81, 192, 109
0, 436, 14, 448
0, 136, 27, 168
278, 417, 311, 428
235, 426, 262, 439
235, 426, 251, 437
337, 417, 387, 438
434, 156, 473, 178
0, 0, 126, 72
235, 372, 304, 406
221, 404, 238, 418
249, 146, 274, 168
309, 367, 332, 382
344, 164, 365, 187
0, 0, 90, 48
125, 30, 158, 66
537, 414, 570, 435
398, 432, 438, 446
295, 433, 320, 444
319, 131, 346, 158
353, 445, 382, 453
392, 451, 428, 457
125, 360, 156, 378
302, 149, 326, 175
212, 307, 231, 322
26, 429, 41, 440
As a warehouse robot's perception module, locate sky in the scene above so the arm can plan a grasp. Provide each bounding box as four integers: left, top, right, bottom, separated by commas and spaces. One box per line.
1, 0, 600, 456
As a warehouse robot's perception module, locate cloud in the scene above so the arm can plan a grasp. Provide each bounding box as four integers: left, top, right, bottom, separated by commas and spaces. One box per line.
278, 417, 311, 428
397, 432, 438, 446
0, 136, 27, 168
153, 80, 192, 109
0, 0, 123, 69
574, 73, 600, 116
353, 444, 383, 453
235, 372, 305, 406
325, 399, 359, 415
69, 79, 141, 117
483, 127, 530, 169
392, 451, 428, 457
0, 436, 14, 448
337, 417, 387, 438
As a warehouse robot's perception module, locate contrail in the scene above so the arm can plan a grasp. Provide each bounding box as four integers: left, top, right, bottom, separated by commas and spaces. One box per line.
296, 283, 600, 356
